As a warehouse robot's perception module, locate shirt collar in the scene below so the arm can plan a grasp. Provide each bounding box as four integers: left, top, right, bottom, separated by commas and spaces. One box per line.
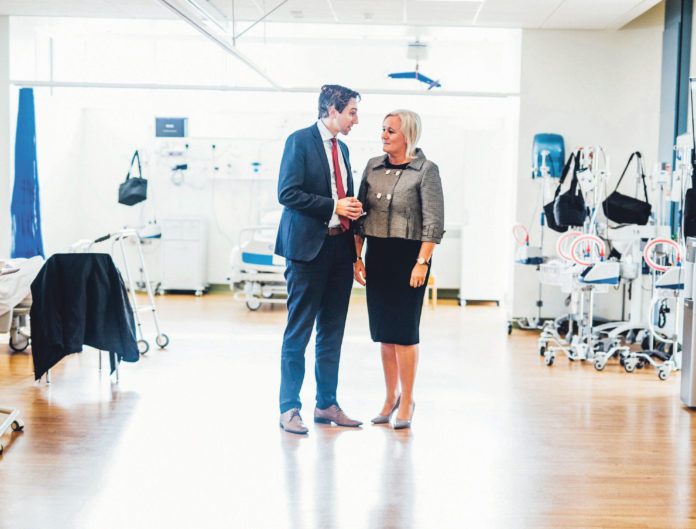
316, 119, 336, 142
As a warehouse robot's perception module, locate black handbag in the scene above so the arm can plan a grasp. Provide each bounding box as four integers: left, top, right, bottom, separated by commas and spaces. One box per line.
543, 152, 575, 233
118, 150, 148, 206
601, 151, 651, 225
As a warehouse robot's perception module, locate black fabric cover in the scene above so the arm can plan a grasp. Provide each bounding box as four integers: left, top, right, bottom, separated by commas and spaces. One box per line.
685, 149, 696, 237
543, 201, 567, 233
601, 151, 651, 225
544, 152, 575, 233
685, 188, 696, 237
30, 253, 140, 380
554, 182, 586, 227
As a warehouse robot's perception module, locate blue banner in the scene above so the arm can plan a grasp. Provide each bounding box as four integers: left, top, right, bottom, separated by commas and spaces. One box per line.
11, 88, 44, 258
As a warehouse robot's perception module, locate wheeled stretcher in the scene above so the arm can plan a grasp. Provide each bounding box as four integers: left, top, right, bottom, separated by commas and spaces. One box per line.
229, 226, 287, 311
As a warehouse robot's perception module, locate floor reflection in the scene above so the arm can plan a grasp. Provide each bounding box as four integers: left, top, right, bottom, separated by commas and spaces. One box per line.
280, 430, 307, 529
369, 428, 414, 529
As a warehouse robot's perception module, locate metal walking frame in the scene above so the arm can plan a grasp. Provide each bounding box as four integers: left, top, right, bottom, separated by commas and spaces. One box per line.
97, 229, 170, 355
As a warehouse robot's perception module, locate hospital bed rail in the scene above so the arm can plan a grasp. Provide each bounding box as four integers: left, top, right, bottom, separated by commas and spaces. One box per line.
0, 265, 26, 456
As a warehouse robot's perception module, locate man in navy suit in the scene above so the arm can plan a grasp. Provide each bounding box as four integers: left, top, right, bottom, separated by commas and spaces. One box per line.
275, 85, 363, 434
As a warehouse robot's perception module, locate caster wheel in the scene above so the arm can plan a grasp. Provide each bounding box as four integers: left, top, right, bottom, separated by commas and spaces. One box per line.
568, 356, 576, 362
658, 369, 670, 381
156, 334, 170, 349
0, 443, 3, 455
619, 357, 625, 367
246, 299, 261, 311
507, 322, 512, 335
624, 362, 635, 373
594, 361, 605, 371
539, 345, 546, 357
636, 362, 644, 369
195, 290, 203, 297
11, 420, 24, 432
138, 340, 150, 355
9, 336, 29, 352
544, 355, 554, 367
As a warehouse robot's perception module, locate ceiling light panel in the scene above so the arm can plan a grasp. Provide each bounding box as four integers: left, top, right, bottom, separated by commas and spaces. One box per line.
258, 0, 335, 23
104, 0, 177, 17
332, 0, 405, 24
474, 0, 563, 28
406, 1, 482, 25
192, 0, 267, 22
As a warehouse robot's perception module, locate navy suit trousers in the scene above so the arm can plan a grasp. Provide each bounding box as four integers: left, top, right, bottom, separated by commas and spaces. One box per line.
279, 231, 354, 413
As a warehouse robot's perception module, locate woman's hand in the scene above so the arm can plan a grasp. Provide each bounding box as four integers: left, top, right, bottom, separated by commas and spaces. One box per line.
354, 258, 366, 285
410, 263, 428, 288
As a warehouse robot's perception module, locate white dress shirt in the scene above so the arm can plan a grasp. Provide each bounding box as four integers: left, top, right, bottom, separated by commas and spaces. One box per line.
316, 119, 348, 228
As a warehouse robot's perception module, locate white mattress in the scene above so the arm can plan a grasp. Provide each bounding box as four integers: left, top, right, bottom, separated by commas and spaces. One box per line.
0, 256, 44, 315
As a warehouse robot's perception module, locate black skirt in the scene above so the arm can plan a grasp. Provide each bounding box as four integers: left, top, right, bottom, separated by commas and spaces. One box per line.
365, 237, 430, 345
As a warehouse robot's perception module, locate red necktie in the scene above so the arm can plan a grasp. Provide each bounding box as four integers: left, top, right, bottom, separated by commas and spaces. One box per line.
331, 138, 350, 232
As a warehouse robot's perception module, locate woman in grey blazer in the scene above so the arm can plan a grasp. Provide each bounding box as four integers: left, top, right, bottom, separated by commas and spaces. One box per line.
353, 109, 444, 429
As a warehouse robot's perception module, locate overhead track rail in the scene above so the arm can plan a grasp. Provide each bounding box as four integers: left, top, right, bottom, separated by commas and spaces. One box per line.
9, 79, 518, 99
233, 0, 290, 41
156, 0, 282, 89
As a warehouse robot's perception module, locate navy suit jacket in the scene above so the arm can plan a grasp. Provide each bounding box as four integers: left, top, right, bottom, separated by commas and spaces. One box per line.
275, 124, 356, 262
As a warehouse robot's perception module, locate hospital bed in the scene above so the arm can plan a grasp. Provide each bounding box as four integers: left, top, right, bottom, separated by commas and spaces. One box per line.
0, 257, 44, 352
229, 222, 287, 311
0, 260, 40, 455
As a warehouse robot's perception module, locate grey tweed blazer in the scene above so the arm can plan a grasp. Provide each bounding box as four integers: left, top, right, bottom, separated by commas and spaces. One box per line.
355, 148, 445, 243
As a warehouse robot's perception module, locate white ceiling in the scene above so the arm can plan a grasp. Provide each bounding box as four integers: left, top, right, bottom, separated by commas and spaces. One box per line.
0, 0, 663, 30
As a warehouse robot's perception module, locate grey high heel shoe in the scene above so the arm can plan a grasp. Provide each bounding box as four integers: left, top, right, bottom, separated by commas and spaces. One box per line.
393, 402, 415, 430
371, 395, 401, 425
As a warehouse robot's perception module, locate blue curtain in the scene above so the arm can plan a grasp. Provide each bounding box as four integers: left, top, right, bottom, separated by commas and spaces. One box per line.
11, 88, 44, 258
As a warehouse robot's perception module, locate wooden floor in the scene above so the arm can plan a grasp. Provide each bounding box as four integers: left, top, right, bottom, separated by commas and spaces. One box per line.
0, 293, 695, 528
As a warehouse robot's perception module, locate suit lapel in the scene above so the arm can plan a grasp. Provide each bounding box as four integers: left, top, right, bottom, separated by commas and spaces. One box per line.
310, 125, 332, 193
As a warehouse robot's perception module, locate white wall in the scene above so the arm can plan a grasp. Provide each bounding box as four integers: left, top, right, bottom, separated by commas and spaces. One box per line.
512, 4, 665, 319
9, 18, 521, 286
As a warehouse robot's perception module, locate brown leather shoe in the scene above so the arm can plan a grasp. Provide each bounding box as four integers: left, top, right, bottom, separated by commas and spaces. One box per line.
279, 408, 309, 434
314, 405, 362, 427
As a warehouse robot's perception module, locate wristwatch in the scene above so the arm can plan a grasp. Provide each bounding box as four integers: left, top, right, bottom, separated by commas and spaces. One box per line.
416, 257, 427, 265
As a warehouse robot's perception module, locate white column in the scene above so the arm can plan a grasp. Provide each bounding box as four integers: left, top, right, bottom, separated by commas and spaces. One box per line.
0, 17, 9, 256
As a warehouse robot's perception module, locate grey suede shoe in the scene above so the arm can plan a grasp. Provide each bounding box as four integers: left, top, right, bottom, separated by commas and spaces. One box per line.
371, 395, 401, 425
279, 408, 309, 434
393, 402, 415, 430
314, 405, 362, 427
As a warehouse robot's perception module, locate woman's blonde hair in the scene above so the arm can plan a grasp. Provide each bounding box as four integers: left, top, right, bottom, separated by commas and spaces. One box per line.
384, 109, 422, 159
